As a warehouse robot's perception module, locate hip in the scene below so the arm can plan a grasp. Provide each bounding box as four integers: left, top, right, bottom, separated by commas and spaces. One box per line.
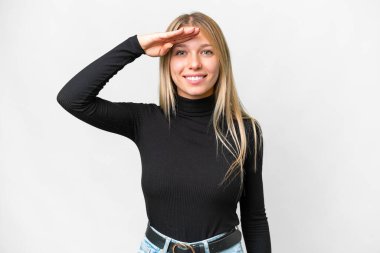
138, 223, 244, 253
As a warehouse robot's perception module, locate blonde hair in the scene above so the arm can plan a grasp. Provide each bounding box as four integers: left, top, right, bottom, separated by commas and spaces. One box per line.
158, 11, 263, 198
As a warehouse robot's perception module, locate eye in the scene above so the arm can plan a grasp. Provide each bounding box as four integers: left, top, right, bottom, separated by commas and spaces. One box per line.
173, 49, 213, 56
174, 50, 185, 56
202, 50, 213, 55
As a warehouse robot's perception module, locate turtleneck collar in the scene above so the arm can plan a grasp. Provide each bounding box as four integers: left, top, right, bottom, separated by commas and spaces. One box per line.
175, 92, 216, 117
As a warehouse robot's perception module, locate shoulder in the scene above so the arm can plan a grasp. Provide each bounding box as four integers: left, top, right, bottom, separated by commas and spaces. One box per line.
242, 117, 264, 160
119, 102, 161, 115
243, 117, 263, 140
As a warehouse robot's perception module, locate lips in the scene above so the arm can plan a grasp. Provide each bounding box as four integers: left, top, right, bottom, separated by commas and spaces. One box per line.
183, 74, 207, 85
183, 74, 207, 78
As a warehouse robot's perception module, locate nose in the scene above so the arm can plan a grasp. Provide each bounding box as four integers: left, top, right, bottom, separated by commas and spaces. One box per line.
188, 53, 202, 69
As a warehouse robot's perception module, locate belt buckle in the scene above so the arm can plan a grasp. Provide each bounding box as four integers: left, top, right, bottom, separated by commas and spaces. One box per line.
172, 242, 195, 253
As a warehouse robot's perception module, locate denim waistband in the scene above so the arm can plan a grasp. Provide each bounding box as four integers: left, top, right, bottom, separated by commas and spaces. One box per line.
146, 222, 239, 253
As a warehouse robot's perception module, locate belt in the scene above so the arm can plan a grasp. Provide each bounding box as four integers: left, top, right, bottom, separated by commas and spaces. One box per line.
145, 224, 242, 253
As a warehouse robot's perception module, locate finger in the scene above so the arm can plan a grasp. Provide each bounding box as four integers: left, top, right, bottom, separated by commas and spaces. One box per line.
165, 42, 174, 49
177, 27, 200, 37
181, 26, 197, 33
166, 29, 200, 44
157, 28, 185, 40
157, 42, 173, 56
169, 33, 200, 45
159, 27, 199, 41
174, 28, 200, 39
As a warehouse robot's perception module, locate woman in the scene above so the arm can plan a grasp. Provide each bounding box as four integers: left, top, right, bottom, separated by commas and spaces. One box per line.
57, 11, 271, 253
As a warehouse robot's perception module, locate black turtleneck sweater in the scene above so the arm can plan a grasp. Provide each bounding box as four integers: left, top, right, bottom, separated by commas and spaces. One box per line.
56, 34, 271, 252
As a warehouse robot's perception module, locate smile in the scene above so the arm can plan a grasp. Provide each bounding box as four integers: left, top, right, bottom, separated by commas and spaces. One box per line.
185, 75, 206, 80
183, 75, 207, 85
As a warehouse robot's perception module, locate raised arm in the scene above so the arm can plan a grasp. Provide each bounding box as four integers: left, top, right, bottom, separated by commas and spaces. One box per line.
57, 27, 202, 143
56, 34, 147, 143
239, 121, 272, 253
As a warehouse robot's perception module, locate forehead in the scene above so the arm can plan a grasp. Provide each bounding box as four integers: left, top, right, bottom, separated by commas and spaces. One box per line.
173, 29, 213, 48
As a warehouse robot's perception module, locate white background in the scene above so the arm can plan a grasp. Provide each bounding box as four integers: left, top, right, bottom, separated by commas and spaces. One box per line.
1, 0, 379, 252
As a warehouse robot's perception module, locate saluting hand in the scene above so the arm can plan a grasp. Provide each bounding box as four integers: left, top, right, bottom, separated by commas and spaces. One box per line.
136, 27, 200, 57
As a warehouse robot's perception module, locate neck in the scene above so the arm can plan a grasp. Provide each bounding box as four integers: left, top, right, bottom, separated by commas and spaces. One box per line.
175, 92, 216, 117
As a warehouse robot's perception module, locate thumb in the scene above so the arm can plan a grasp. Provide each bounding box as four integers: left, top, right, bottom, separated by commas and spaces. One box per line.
162, 43, 174, 55
165, 43, 174, 49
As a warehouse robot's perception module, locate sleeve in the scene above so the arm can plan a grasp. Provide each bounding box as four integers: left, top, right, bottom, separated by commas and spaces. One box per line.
239, 121, 272, 253
56, 34, 149, 144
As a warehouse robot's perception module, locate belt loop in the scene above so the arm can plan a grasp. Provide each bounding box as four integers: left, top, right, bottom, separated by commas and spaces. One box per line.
161, 237, 171, 253
202, 239, 210, 253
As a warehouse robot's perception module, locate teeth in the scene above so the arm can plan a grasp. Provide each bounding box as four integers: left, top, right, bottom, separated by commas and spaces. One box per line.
186, 76, 205, 80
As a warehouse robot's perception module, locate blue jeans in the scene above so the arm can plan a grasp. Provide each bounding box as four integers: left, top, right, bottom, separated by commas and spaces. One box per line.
138, 224, 244, 253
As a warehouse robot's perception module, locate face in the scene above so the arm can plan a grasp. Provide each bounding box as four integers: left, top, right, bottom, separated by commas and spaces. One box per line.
169, 27, 220, 100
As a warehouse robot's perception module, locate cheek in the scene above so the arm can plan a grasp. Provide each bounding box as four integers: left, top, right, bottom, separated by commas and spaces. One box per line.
204, 57, 219, 71
169, 61, 185, 87
208, 61, 220, 77
170, 59, 185, 76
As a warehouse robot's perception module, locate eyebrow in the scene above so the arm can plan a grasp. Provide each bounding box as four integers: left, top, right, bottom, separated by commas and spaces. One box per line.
173, 43, 212, 48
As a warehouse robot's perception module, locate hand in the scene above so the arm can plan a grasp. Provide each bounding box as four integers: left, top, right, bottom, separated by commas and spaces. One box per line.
136, 27, 200, 57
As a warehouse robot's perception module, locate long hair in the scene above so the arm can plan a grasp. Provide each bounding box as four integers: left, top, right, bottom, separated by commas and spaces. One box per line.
158, 11, 263, 197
